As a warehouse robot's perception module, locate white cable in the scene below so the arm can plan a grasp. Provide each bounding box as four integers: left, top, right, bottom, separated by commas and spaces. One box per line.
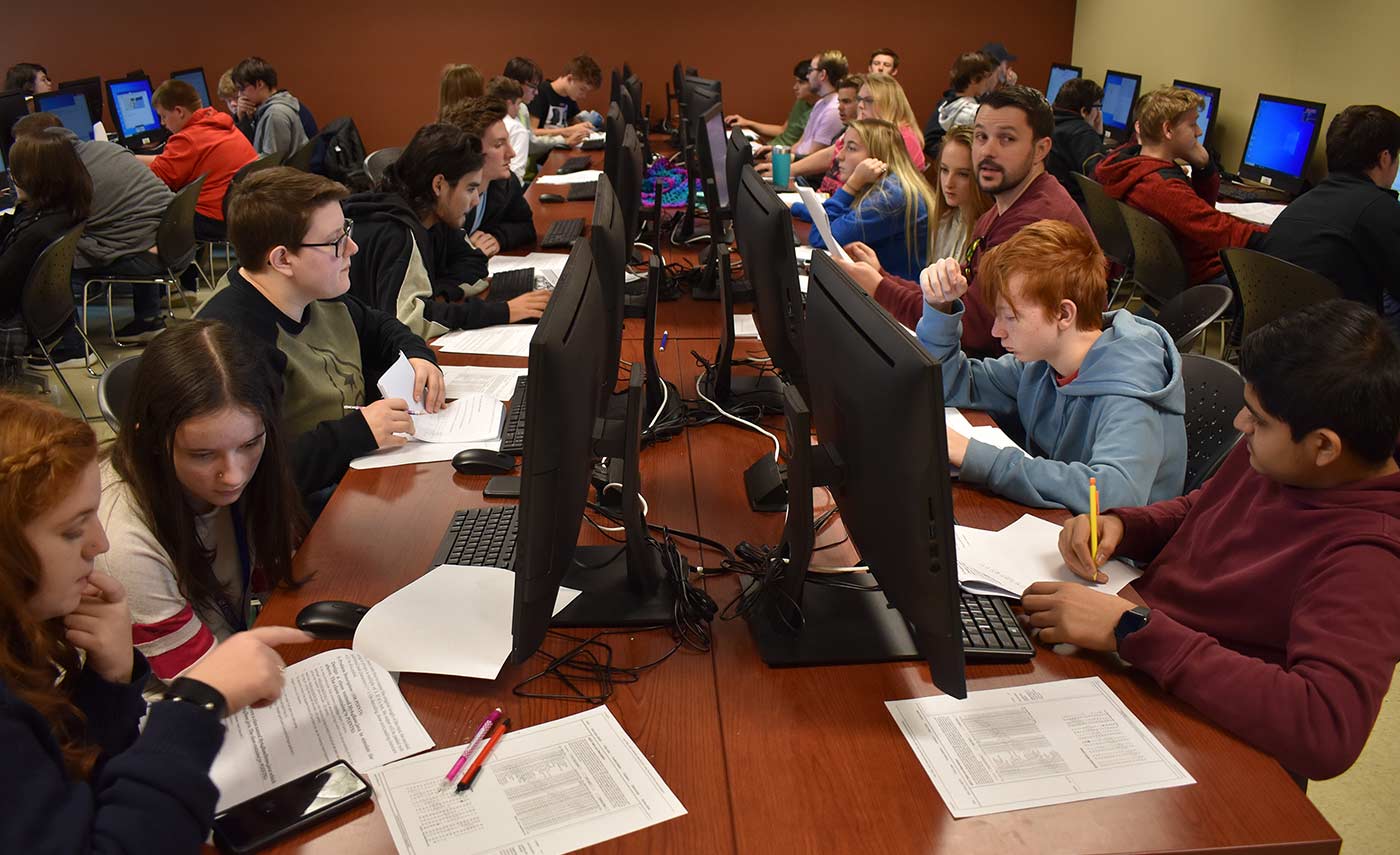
595, 483, 649, 532
694, 375, 781, 463
646, 375, 669, 431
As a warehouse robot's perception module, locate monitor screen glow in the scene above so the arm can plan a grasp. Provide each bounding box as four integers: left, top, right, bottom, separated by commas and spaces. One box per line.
1046, 66, 1080, 104
36, 92, 94, 140
1242, 98, 1323, 179
109, 79, 160, 138
1101, 73, 1139, 130
173, 70, 211, 109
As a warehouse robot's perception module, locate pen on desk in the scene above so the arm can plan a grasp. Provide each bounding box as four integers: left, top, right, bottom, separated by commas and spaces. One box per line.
444, 707, 503, 785
343, 405, 362, 411
456, 718, 510, 793
1089, 477, 1100, 564
660, 330, 669, 351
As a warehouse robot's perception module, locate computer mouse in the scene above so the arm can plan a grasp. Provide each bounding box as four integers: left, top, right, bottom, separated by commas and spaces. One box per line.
452, 448, 518, 475
295, 600, 370, 640
540, 193, 566, 203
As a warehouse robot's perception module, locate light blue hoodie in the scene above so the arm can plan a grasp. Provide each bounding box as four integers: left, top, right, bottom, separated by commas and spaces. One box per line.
916, 300, 1186, 514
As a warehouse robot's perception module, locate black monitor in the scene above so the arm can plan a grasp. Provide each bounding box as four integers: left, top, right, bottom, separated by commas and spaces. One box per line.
1237, 93, 1326, 196
1172, 79, 1222, 148
1046, 63, 1081, 104
34, 90, 94, 141
746, 253, 967, 699
725, 127, 752, 219
623, 73, 643, 124
56, 77, 104, 130
733, 164, 805, 390
614, 125, 643, 262
0, 90, 33, 157
104, 76, 166, 147
590, 174, 630, 411
696, 102, 731, 217
603, 101, 626, 186
1100, 69, 1142, 142
171, 67, 212, 109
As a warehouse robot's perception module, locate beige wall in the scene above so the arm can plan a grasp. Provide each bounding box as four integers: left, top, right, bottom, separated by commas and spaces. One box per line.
1072, 0, 1400, 181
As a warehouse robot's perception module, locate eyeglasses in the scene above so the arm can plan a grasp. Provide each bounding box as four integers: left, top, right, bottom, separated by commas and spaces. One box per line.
1091, 103, 1104, 110
856, 96, 876, 106
297, 219, 354, 258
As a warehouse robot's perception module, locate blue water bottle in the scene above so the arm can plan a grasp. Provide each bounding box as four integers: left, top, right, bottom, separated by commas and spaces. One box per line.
772, 145, 792, 189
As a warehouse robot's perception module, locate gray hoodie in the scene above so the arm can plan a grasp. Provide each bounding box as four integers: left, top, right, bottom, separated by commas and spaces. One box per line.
938, 96, 980, 132
252, 90, 308, 158
57, 128, 173, 269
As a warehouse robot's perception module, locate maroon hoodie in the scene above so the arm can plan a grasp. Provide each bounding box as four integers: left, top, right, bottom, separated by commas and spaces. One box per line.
1095, 145, 1267, 284
1112, 443, 1400, 780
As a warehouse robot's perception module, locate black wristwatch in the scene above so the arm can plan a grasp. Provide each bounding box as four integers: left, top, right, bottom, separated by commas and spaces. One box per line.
163, 677, 229, 719
1114, 606, 1152, 648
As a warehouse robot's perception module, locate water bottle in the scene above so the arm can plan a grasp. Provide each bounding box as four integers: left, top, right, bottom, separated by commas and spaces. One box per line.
772, 146, 792, 189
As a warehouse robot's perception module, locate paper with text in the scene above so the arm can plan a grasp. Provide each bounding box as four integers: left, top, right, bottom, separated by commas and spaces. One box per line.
1217, 201, 1285, 226
434, 324, 536, 357
487, 252, 571, 276
887, 677, 1194, 817
377, 351, 425, 414
955, 514, 1141, 599
410, 394, 503, 443
350, 438, 502, 471
535, 169, 604, 186
733, 314, 759, 338
209, 649, 433, 812
369, 706, 685, 855
440, 365, 528, 401
798, 185, 851, 262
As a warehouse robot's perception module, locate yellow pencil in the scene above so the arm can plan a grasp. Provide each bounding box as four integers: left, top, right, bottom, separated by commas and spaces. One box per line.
1089, 477, 1100, 562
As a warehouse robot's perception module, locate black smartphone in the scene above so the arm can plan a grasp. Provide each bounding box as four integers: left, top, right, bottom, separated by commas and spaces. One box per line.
483, 475, 522, 499
211, 760, 371, 854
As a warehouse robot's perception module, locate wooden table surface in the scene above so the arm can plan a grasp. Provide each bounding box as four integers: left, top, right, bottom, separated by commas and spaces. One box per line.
250, 141, 1340, 854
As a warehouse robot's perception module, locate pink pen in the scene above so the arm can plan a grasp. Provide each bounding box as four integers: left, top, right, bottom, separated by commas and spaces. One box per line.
444, 707, 503, 785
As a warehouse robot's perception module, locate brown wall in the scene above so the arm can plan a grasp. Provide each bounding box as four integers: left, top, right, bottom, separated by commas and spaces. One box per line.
2, 1, 1076, 152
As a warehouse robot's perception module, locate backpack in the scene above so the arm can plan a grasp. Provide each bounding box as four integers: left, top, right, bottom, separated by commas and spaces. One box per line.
309, 117, 370, 192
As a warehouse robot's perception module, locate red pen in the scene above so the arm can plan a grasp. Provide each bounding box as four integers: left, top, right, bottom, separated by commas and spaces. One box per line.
456, 718, 510, 793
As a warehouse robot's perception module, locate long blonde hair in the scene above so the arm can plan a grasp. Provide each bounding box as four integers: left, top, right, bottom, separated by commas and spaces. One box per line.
862, 73, 919, 130
846, 118, 939, 272
929, 125, 993, 256
438, 64, 484, 118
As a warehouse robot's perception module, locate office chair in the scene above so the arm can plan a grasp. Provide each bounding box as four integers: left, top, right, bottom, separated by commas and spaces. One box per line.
1071, 173, 1134, 305
364, 147, 402, 185
1180, 353, 1244, 493
82, 176, 205, 347
1117, 201, 1190, 309
1220, 248, 1342, 345
283, 138, 317, 172
1147, 284, 1234, 355
22, 226, 110, 416
97, 355, 142, 431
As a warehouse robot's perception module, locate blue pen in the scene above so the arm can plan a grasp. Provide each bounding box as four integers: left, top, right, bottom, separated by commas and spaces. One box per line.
660, 330, 669, 351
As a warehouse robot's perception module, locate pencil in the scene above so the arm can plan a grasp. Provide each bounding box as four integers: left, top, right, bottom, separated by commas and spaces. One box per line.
1089, 477, 1100, 563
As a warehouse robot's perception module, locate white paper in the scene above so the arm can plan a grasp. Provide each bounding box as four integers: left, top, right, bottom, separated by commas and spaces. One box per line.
797, 274, 808, 294
793, 246, 814, 263
377, 351, 425, 414
733, 314, 759, 338
209, 649, 433, 812
440, 365, 528, 401
955, 514, 1141, 599
487, 252, 571, 276
410, 394, 503, 444
354, 564, 580, 680
944, 407, 976, 436
434, 324, 537, 357
1216, 201, 1286, 226
886, 677, 1195, 818
779, 191, 827, 209
349, 438, 502, 471
535, 169, 603, 186
798, 185, 851, 262
368, 706, 686, 855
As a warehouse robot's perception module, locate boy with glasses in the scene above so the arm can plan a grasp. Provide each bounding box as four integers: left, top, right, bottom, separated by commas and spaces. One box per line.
1046, 77, 1110, 207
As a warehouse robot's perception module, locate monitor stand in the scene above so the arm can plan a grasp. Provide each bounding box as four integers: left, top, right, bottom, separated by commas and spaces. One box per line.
697, 239, 783, 414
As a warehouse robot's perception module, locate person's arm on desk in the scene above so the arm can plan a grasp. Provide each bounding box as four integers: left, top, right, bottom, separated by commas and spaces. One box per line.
727, 114, 786, 139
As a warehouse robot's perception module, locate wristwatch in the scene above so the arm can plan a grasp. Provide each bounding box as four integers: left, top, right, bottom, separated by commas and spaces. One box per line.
1113, 606, 1152, 648
163, 677, 229, 719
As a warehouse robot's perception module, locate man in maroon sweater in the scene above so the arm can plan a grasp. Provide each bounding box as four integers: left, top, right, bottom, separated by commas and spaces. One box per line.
835, 85, 1094, 358
1023, 300, 1400, 783
1096, 86, 1267, 285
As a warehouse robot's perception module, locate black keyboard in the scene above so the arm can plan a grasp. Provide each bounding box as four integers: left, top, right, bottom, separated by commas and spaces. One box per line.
500, 376, 528, 456
558, 155, 593, 174
1218, 182, 1289, 203
567, 181, 597, 202
431, 507, 518, 569
487, 268, 536, 302
540, 218, 586, 249
960, 592, 1036, 660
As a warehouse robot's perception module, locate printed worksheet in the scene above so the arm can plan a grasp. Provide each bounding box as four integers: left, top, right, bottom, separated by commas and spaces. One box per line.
434, 325, 537, 357
798, 185, 852, 262
410, 394, 503, 443
439, 365, 528, 401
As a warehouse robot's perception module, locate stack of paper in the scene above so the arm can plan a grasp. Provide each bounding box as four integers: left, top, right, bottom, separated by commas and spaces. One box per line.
1217, 201, 1286, 226
955, 514, 1141, 599
535, 169, 603, 186
488, 252, 571, 276
410, 394, 504, 443
434, 324, 537, 357
440, 364, 527, 401
733, 314, 760, 338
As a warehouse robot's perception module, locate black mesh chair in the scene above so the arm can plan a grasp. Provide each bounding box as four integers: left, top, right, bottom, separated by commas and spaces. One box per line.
1180, 353, 1245, 493
1072, 173, 1133, 304
97, 355, 142, 431
1148, 284, 1234, 354
364, 147, 402, 185
22, 226, 109, 416
1220, 248, 1342, 344
283, 138, 317, 171
1117, 201, 1191, 309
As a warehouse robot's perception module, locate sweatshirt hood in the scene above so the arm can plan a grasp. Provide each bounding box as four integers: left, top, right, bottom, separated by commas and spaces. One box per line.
1061, 309, 1184, 415
1094, 144, 1178, 197
939, 96, 977, 124
343, 191, 421, 229
185, 106, 235, 132
256, 90, 301, 117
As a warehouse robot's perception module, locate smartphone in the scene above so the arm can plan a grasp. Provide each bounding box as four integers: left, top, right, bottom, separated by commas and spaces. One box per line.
483, 475, 522, 499
211, 760, 371, 854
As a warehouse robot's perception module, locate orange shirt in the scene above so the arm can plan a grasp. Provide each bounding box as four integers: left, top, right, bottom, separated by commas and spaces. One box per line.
147, 107, 256, 221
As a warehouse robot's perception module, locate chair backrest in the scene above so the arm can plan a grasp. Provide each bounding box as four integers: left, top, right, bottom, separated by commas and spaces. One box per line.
1117, 200, 1190, 307
1071, 173, 1133, 269
98, 355, 143, 431
1180, 353, 1245, 493
1151, 283, 1234, 352
283, 138, 317, 172
1220, 248, 1343, 342
364, 146, 403, 186
20, 225, 86, 342
156, 174, 206, 269
223, 153, 281, 221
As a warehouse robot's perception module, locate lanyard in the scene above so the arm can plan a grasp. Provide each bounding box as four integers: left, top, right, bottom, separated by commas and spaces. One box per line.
212, 504, 258, 632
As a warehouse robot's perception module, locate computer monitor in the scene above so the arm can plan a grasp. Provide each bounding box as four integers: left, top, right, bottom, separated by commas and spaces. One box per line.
746, 252, 966, 699
1172, 79, 1221, 147
171, 67, 211, 109
0, 90, 33, 158
34, 90, 94, 141
698, 102, 730, 215
733, 164, 805, 390
603, 101, 627, 187
726, 127, 752, 222
615, 126, 643, 260
1238, 93, 1326, 196
1046, 63, 1081, 105
105, 76, 164, 146
1392, 169, 1400, 194
1101, 70, 1142, 140
56, 77, 104, 130
623, 73, 643, 125
590, 174, 630, 409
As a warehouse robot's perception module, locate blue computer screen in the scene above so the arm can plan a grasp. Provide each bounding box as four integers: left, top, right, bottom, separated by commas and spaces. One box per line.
110, 79, 160, 138
36, 92, 94, 141
1101, 73, 1138, 130
1046, 66, 1080, 104
1242, 98, 1322, 178
1174, 85, 1215, 140
1391, 169, 1400, 193
174, 71, 210, 109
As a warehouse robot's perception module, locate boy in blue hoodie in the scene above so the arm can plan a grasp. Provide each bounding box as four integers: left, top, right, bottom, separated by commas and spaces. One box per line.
916, 219, 1186, 513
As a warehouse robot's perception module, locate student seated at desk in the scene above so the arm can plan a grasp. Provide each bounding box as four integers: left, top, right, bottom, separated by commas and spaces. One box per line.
922, 124, 993, 261
774, 75, 860, 190
438, 63, 484, 117
0, 392, 309, 853
344, 123, 548, 335
798, 74, 924, 195
485, 76, 532, 182
218, 68, 255, 142
725, 60, 818, 148
527, 54, 600, 147
791, 50, 849, 158
3, 61, 56, 95
868, 48, 900, 76
1032, 299, 1400, 783
440, 96, 536, 256
936, 52, 1000, 133
504, 56, 566, 175
97, 321, 306, 699
197, 167, 445, 499
912, 220, 1185, 513
800, 119, 935, 281
231, 56, 312, 158
1046, 77, 1111, 208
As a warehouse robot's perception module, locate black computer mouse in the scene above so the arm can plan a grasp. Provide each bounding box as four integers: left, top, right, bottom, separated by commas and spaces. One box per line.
295, 600, 370, 640
540, 193, 566, 203
452, 448, 518, 475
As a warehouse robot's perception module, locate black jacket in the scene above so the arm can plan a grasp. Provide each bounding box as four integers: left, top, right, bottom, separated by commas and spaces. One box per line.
468, 174, 536, 251
1047, 109, 1111, 208
1258, 172, 1400, 313
0, 207, 78, 317
922, 87, 958, 159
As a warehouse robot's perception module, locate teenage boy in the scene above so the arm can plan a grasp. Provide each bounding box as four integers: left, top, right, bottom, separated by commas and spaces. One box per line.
915, 220, 1184, 513
485, 76, 531, 181
1259, 105, 1400, 331
1031, 299, 1400, 783
937, 52, 1000, 132
981, 42, 1019, 86
1046, 77, 1110, 207
791, 50, 848, 157
198, 167, 444, 497
441, 96, 536, 255
344, 123, 548, 337
869, 49, 900, 76
771, 75, 863, 186
726, 60, 817, 147
1096, 86, 1266, 285
837, 85, 1094, 357
230, 57, 311, 157
528, 55, 601, 147
503, 56, 561, 175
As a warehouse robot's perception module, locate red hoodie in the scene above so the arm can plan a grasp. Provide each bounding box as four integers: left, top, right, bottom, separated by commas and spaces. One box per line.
1112, 443, 1400, 780
1095, 145, 1267, 284
148, 107, 257, 221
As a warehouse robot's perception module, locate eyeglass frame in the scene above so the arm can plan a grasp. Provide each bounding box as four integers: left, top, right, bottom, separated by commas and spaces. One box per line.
295, 218, 354, 258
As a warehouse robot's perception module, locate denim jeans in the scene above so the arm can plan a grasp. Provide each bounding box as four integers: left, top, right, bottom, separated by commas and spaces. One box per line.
55, 253, 165, 352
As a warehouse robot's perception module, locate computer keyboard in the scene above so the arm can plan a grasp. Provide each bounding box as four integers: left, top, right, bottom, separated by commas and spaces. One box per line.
1218, 183, 1289, 203
430, 507, 518, 569
487, 268, 536, 302
558, 155, 593, 174
540, 217, 586, 249
500, 376, 528, 456
566, 181, 597, 202
960, 591, 1036, 660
